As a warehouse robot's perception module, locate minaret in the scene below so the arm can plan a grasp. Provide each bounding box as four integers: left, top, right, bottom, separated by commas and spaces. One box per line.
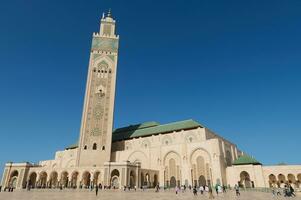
76, 10, 119, 167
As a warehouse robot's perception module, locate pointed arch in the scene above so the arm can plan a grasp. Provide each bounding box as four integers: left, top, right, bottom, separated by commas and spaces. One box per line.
38, 171, 47, 188
128, 151, 149, 169
93, 55, 114, 69
240, 171, 252, 188
9, 170, 19, 188
93, 171, 101, 186
49, 171, 58, 188
82, 171, 91, 188
189, 147, 212, 165
163, 151, 182, 187
70, 171, 79, 188
269, 174, 277, 187
163, 151, 181, 166
28, 172, 37, 188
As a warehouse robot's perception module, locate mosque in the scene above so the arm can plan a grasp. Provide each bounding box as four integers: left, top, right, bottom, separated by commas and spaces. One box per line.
1, 11, 301, 190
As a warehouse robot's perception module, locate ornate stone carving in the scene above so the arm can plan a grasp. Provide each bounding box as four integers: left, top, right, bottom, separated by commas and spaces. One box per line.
93, 104, 104, 119
91, 128, 101, 136
91, 37, 118, 52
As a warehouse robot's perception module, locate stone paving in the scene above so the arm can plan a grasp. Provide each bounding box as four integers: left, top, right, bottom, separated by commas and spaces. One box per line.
0, 189, 300, 200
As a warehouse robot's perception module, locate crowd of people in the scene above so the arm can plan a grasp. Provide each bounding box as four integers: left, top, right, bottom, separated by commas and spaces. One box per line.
172, 184, 229, 199
1, 182, 299, 198
0, 185, 15, 192
272, 184, 296, 197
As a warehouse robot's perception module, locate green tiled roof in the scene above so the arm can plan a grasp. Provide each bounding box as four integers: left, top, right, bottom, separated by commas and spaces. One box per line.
65, 119, 202, 149
233, 155, 261, 165
112, 119, 202, 142
113, 121, 160, 134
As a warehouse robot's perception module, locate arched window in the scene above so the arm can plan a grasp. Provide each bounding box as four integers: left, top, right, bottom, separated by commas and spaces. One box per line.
93, 143, 97, 150
102, 146, 105, 150
84, 145, 87, 150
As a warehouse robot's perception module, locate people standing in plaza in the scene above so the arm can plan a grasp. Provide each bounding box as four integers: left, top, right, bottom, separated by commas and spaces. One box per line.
276, 187, 281, 196
271, 187, 276, 196
289, 185, 295, 197
222, 185, 226, 193
193, 186, 197, 195
284, 185, 289, 197
215, 185, 219, 195
95, 185, 99, 196
205, 185, 209, 193
200, 185, 204, 195
234, 184, 240, 196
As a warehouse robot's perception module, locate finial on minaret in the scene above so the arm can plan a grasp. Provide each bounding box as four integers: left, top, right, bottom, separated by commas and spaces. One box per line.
107, 8, 112, 17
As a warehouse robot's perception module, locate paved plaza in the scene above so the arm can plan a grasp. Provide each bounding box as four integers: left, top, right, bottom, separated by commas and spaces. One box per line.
0, 190, 300, 200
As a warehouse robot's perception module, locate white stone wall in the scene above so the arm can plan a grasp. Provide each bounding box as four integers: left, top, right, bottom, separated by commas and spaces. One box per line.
111, 127, 239, 187
226, 164, 301, 188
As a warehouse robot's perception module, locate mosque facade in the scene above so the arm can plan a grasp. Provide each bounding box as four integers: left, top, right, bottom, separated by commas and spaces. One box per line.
1, 12, 301, 190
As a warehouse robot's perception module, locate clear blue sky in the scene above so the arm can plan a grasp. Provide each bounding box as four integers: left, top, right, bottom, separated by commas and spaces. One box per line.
0, 0, 301, 176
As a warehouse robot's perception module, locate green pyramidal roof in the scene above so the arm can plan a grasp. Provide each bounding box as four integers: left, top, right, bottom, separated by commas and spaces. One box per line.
65, 119, 202, 149
233, 155, 261, 165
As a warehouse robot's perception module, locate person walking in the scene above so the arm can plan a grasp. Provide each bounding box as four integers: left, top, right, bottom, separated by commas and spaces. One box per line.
175, 186, 179, 194
95, 185, 99, 196
234, 184, 240, 196
0, 185, 2, 192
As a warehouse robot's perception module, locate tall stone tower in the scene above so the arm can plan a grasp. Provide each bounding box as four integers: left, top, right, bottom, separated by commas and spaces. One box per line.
76, 11, 119, 167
